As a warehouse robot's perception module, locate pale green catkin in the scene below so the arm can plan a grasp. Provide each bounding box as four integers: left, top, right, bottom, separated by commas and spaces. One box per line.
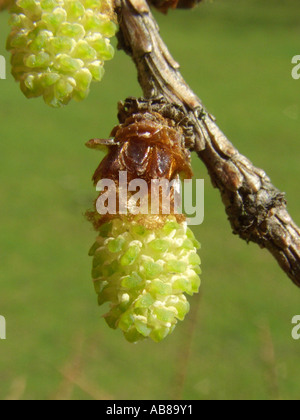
89, 216, 201, 343
7, 0, 117, 107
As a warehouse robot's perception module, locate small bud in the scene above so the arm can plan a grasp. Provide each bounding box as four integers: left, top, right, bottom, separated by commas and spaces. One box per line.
7, 0, 117, 107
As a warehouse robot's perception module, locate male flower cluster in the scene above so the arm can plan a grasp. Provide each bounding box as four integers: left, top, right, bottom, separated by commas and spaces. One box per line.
7, 0, 116, 106
90, 216, 201, 343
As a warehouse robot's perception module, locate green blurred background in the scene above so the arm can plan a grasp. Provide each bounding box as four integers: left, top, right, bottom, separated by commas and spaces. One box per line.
0, 0, 300, 400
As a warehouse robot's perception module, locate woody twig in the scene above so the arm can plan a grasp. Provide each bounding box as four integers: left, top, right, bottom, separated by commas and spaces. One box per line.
115, 0, 300, 287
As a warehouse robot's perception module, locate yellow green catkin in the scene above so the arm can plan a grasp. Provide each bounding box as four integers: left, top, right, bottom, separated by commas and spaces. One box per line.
7, 0, 117, 107
89, 216, 201, 343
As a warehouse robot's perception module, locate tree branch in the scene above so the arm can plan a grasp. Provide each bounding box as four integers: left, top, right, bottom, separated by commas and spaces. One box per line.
115, 0, 300, 287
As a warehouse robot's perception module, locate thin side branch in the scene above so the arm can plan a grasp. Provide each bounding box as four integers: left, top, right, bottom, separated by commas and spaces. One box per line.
116, 0, 300, 287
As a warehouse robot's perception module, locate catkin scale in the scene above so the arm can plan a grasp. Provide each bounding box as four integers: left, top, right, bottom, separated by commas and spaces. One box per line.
87, 112, 193, 229
92, 112, 193, 184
